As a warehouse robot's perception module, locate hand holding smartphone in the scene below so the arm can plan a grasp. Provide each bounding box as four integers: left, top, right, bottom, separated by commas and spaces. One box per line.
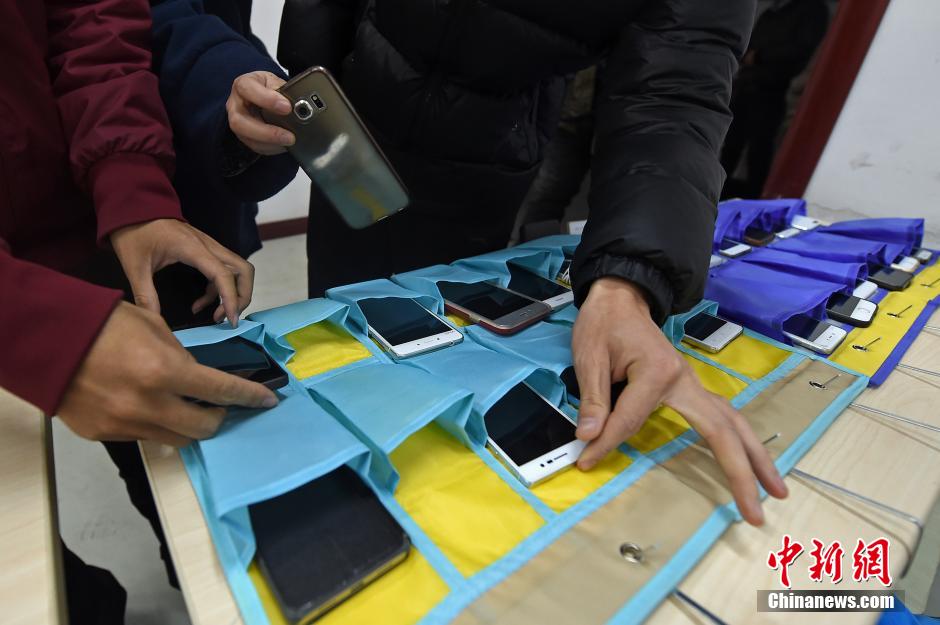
261, 66, 409, 229
185, 337, 289, 391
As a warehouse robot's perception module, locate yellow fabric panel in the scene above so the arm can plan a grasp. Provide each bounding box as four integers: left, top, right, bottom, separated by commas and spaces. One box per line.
627, 354, 748, 454
830, 290, 932, 376
686, 332, 791, 380
684, 354, 750, 399
283, 320, 372, 380
911, 263, 940, 302
390, 424, 544, 577
446, 313, 472, 328
249, 548, 449, 625
532, 450, 632, 513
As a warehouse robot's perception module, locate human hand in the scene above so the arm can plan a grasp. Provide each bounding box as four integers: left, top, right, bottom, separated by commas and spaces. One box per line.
110, 218, 254, 327
57, 303, 278, 447
571, 277, 788, 526
226, 71, 294, 155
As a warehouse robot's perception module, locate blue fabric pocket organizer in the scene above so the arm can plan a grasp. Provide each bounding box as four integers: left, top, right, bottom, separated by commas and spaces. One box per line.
821, 217, 924, 257
326, 277, 443, 334
247, 298, 380, 383
771, 230, 890, 264
308, 363, 478, 487
714, 198, 806, 244
738, 247, 868, 290
463, 322, 573, 402
390, 264, 500, 314
704, 261, 847, 342
453, 246, 564, 285
514, 234, 581, 258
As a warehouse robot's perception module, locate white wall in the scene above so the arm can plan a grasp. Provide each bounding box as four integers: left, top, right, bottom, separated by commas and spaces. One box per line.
805, 0, 940, 246
251, 1, 311, 224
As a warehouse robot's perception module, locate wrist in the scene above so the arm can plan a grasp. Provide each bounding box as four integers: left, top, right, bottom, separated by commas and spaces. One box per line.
585, 277, 652, 317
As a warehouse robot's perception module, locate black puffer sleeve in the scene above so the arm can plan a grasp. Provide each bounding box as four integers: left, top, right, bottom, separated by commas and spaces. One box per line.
572, 0, 755, 324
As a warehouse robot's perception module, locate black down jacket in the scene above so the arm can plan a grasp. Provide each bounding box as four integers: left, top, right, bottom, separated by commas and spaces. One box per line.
279, 0, 756, 323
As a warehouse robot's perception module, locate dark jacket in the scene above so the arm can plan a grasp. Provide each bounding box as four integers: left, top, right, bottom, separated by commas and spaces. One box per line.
150, 0, 299, 258
1, 0, 185, 413
279, 0, 755, 322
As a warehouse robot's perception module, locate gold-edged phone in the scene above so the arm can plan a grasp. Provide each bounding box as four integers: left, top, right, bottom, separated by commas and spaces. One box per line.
262, 66, 409, 229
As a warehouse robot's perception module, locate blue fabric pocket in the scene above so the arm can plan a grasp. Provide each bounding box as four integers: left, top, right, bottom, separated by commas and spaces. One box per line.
771, 230, 889, 264
391, 264, 499, 314
453, 246, 564, 286
739, 247, 868, 289
514, 234, 580, 258
715, 198, 806, 244
821, 217, 924, 257
309, 363, 478, 488
705, 261, 846, 341
327, 277, 442, 332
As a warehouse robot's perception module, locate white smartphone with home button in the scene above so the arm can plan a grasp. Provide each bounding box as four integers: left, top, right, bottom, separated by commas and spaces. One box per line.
781, 314, 847, 355
681, 312, 743, 353
359, 297, 462, 359
485, 383, 585, 488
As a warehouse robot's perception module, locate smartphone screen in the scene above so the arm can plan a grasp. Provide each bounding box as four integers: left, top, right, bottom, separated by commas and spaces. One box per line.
684, 312, 728, 342
250, 467, 410, 622
506, 263, 570, 301
782, 315, 830, 341
186, 337, 287, 389
359, 298, 452, 346
744, 227, 774, 245
438, 281, 536, 320
826, 294, 861, 317
869, 265, 912, 290
485, 384, 577, 466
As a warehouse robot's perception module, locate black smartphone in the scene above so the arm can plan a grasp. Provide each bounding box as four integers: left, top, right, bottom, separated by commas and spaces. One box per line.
185, 336, 288, 391
560, 367, 628, 407
250, 467, 411, 624
868, 265, 913, 291
743, 227, 775, 247
826, 293, 877, 328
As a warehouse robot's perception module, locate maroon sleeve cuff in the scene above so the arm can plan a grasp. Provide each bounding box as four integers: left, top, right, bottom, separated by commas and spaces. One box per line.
0, 253, 122, 415
88, 152, 185, 245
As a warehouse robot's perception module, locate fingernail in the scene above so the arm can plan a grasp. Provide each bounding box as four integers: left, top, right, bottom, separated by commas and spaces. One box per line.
262, 396, 278, 408
576, 418, 598, 438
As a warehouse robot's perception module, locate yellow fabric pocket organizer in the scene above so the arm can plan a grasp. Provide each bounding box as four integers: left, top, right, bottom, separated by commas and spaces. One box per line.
830, 290, 935, 376
911, 262, 940, 302
283, 320, 372, 380
628, 354, 749, 454
390, 424, 545, 576
686, 331, 791, 380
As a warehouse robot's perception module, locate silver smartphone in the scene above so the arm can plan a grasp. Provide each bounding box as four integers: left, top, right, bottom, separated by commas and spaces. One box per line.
718, 237, 752, 258
505, 262, 573, 311
681, 312, 743, 353
912, 248, 933, 264
852, 279, 879, 299
262, 66, 409, 229
438, 281, 551, 335
709, 254, 726, 269
790, 215, 823, 231
890, 255, 920, 273
358, 298, 462, 359
775, 227, 802, 239
485, 383, 586, 488
781, 314, 847, 355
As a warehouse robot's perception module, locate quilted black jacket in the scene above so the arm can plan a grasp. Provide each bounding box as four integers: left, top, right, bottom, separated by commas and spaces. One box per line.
279, 0, 756, 323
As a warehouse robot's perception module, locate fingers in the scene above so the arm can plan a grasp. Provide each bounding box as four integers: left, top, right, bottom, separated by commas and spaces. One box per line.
124, 261, 162, 315
235, 72, 290, 115
192, 283, 219, 315
573, 350, 612, 442
577, 370, 662, 470
180, 250, 241, 327
716, 395, 788, 499
228, 100, 294, 151
155, 397, 226, 440
172, 362, 278, 409
196, 234, 255, 315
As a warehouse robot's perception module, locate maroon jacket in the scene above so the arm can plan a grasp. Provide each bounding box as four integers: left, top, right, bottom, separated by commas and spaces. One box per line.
1, 0, 183, 414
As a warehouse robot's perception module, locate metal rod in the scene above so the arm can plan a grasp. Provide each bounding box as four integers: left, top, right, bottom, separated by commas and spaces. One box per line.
674, 590, 730, 625
851, 403, 940, 434
851, 336, 882, 352
898, 364, 940, 378
789, 468, 923, 530
887, 304, 913, 319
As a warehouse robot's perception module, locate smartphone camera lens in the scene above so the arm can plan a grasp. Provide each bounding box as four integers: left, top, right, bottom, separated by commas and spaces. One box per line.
293, 100, 314, 121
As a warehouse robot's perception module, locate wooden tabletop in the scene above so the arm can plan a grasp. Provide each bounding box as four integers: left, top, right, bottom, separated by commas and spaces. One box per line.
140, 309, 940, 625
0, 390, 65, 625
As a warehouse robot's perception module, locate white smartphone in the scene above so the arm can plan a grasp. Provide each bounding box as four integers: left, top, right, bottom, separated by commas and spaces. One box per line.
359, 297, 463, 359
505, 262, 573, 311
826, 293, 877, 328
775, 227, 802, 239
852, 279, 879, 300
718, 237, 752, 258
681, 312, 743, 353
709, 254, 726, 269
781, 314, 847, 355
485, 383, 586, 487
790, 216, 823, 231
891, 255, 920, 273
912, 247, 933, 264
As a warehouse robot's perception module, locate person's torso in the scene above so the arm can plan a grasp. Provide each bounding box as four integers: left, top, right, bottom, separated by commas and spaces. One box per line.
0, 0, 98, 270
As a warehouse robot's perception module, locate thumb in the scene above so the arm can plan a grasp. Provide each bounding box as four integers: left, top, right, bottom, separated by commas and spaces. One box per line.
574, 355, 612, 442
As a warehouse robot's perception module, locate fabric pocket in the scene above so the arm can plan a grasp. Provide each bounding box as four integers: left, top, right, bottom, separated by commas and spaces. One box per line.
391, 264, 500, 314
326, 277, 442, 334
247, 298, 376, 383
821, 217, 924, 258
453, 246, 564, 287
770, 230, 889, 264
738, 247, 868, 290
714, 198, 806, 244
514, 234, 581, 258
